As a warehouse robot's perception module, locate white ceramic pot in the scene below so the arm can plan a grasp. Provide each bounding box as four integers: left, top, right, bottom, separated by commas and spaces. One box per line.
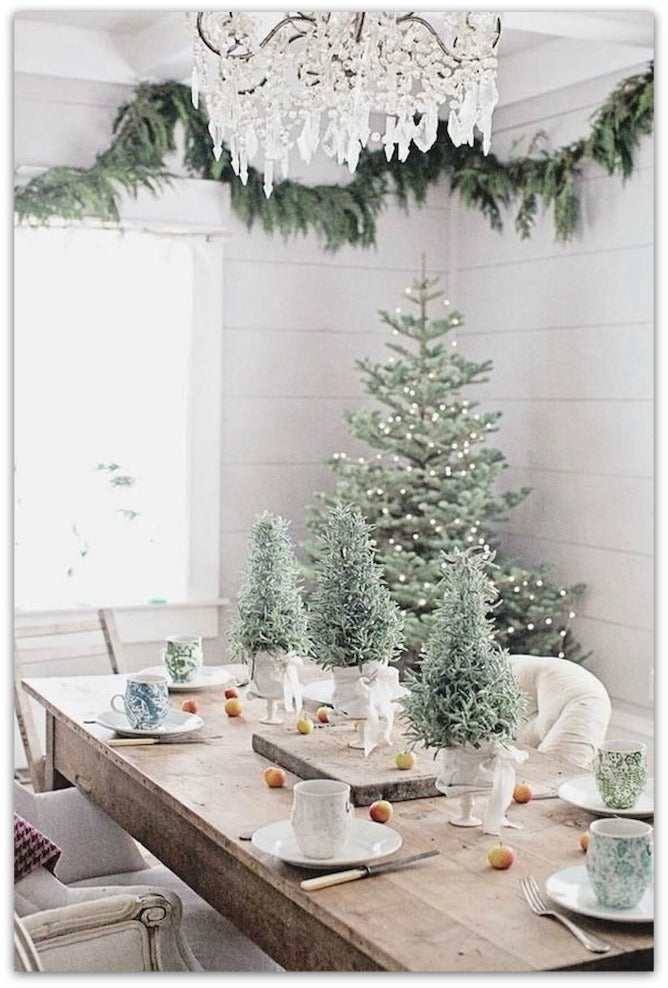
248, 651, 287, 701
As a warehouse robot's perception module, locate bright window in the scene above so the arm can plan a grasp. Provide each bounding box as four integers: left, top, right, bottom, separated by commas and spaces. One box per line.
14, 225, 197, 609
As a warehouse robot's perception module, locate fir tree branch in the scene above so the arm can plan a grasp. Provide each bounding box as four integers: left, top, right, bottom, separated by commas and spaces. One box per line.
14, 65, 653, 249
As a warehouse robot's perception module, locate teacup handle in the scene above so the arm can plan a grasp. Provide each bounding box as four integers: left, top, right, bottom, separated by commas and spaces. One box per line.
110, 694, 126, 715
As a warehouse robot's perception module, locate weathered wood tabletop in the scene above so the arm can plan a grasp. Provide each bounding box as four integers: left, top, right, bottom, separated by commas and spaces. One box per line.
21, 669, 653, 972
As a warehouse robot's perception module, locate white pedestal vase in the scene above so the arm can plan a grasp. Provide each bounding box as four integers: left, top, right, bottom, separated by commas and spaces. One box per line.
435, 741, 529, 834
330, 661, 400, 756
246, 650, 303, 724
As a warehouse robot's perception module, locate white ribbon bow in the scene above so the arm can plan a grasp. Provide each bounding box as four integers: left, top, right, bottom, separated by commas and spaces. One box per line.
282, 653, 303, 714
333, 662, 399, 757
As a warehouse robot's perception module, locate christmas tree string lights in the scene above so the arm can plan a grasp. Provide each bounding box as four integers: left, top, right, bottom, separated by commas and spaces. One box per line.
306, 262, 586, 667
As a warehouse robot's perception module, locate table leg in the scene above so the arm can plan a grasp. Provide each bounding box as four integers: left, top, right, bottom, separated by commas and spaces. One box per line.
44, 712, 70, 790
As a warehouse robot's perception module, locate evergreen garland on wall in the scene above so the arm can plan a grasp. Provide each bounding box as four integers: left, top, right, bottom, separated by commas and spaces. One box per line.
14, 64, 653, 252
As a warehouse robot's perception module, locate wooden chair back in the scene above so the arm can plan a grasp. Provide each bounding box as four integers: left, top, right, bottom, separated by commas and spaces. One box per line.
14, 609, 123, 791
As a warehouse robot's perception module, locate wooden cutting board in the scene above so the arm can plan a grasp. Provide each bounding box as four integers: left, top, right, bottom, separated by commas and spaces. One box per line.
251, 720, 441, 805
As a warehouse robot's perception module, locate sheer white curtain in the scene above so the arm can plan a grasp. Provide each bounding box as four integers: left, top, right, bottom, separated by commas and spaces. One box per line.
14, 225, 195, 609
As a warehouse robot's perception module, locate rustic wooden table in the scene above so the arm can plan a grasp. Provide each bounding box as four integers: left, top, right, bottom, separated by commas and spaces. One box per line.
21, 671, 653, 972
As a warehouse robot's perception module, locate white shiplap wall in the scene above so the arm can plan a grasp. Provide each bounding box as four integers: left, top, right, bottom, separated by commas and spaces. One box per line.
451, 67, 654, 741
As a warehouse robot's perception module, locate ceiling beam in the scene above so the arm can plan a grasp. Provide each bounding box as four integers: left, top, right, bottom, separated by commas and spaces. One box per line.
117, 13, 191, 83
496, 35, 653, 108
502, 12, 654, 49
14, 19, 137, 84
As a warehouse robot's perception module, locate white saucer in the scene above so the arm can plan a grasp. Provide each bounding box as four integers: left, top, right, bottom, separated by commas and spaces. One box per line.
545, 865, 653, 923
302, 679, 408, 710
558, 775, 653, 818
94, 708, 204, 738
138, 665, 236, 692
251, 818, 402, 869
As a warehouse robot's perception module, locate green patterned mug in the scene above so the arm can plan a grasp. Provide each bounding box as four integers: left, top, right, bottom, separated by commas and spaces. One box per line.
594, 740, 648, 810
162, 635, 204, 684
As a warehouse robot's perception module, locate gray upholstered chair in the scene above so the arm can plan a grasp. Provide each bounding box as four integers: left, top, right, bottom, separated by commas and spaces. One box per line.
510, 654, 612, 769
14, 889, 200, 972
14, 782, 281, 972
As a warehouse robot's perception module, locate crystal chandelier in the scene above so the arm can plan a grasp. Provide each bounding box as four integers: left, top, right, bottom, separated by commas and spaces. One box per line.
191, 11, 501, 197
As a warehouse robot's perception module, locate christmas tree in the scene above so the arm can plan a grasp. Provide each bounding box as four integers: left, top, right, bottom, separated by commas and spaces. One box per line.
309, 503, 404, 671
401, 547, 523, 750
306, 262, 586, 667
229, 511, 310, 664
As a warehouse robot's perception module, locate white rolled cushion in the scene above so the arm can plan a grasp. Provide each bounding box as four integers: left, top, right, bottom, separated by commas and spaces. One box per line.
13, 782, 147, 883
510, 655, 612, 769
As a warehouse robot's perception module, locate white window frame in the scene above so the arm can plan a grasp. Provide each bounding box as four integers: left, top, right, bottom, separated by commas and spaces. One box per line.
13, 177, 230, 642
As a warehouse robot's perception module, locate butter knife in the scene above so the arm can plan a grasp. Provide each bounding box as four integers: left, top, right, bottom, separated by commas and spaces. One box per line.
106, 737, 211, 746
300, 850, 439, 891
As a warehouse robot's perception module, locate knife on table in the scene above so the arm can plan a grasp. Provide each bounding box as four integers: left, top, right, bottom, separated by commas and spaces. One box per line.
106, 737, 211, 746
300, 850, 439, 891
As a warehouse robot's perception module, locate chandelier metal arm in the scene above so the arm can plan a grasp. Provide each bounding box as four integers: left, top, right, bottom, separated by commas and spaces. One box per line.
196, 11, 318, 60
396, 12, 502, 63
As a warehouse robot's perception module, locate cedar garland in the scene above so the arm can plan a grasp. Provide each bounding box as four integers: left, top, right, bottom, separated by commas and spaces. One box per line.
14, 64, 653, 252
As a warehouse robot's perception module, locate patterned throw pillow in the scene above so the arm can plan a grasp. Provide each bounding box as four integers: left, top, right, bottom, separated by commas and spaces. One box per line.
14, 813, 61, 883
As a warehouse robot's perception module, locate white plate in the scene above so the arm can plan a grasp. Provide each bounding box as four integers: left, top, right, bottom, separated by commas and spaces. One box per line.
251, 817, 403, 869
94, 708, 204, 738
545, 865, 653, 923
558, 775, 653, 818
138, 665, 237, 692
302, 678, 408, 710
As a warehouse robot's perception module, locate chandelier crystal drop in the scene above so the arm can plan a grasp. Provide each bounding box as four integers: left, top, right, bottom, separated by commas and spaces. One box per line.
191, 11, 501, 197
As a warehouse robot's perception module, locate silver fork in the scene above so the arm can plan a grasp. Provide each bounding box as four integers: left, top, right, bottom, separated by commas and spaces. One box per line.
520, 875, 611, 953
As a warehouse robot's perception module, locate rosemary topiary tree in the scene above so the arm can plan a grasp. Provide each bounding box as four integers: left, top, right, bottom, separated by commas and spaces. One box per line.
309, 503, 404, 671
402, 547, 523, 751
229, 511, 310, 665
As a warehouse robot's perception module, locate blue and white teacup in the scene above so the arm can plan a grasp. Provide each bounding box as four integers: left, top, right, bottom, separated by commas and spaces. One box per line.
586, 817, 653, 909
111, 673, 170, 730
162, 635, 204, 684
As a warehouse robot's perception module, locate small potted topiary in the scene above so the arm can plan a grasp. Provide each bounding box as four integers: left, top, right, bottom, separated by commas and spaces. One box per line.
401, 546, 525, 830
308, 503, 404, 753
229, 512, 310, 724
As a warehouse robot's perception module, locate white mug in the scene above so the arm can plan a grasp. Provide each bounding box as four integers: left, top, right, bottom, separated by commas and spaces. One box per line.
290, 779, 354, 859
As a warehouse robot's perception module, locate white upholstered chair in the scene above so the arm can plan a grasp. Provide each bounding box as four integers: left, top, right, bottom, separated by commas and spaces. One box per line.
510, 654, 612, 769
14, 782, 281, 972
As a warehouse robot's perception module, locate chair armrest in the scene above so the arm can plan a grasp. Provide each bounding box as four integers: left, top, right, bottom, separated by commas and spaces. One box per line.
20, 891, 202, 972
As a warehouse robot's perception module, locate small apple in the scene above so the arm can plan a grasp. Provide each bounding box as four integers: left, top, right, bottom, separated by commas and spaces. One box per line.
296, 716, 314, 735
263, 766, 286, 788
224, 697, 243, 717
369, 799, 393, 824
395, 750, 416, 770
579, 831, 590, 852
487, 843, 516, 870
180, 698, 200, 714
224, 686, 240, 699
512, 781, 532, 804
316, 706, 331, 724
